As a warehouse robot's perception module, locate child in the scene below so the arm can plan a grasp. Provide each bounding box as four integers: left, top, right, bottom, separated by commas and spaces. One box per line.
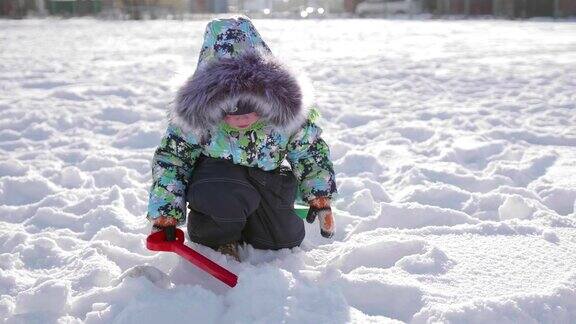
147, 16, 337, 260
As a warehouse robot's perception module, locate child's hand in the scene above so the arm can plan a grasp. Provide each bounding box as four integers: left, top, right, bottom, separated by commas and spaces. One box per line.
151, 216, 178, 233
307, 197, 335, 238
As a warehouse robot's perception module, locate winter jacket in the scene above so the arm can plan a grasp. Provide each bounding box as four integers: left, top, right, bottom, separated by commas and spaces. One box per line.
147, 16, 337, 224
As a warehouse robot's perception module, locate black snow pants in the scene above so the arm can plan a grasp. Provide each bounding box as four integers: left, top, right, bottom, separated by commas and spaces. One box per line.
185, 156, 305, 250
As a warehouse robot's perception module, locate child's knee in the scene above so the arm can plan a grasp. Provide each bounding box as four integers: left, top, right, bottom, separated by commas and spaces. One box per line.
187, 209, 246, 248
243, 210, 305, 250
187, 180, 260, 221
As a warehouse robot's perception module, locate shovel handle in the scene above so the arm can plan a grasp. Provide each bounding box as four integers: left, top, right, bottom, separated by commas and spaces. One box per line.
172, 243, 238, 287
164, 226, 176, 241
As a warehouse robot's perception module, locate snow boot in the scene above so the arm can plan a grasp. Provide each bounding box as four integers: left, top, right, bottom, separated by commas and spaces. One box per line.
217, 241, 240, 262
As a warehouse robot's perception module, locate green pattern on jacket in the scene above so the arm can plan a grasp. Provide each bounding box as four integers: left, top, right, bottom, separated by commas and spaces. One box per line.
147, 110, 337, 223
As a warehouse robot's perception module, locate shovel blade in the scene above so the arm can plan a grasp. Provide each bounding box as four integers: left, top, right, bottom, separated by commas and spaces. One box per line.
116, 265, 172, 289
146, 228, 185, 251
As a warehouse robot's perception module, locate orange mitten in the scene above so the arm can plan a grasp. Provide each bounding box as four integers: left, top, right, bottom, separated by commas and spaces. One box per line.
307, 197, 335, 238
151, 216, 178, 233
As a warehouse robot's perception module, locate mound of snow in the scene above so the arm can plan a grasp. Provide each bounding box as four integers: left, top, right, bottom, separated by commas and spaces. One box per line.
0, 176, 58, 206
349, 202, 478, 234
113, 125, 163, 149
14, 280, 71, 316
498, 195, 534, 220
413, 274, 576, 323
399, 183, 472, 211
335, 151, 386, 177
339, 268, 424, 322
0, 159, 29, 177
442, 136, 504, 166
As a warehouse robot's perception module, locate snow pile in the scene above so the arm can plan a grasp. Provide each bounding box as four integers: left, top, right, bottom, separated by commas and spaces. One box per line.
1, 18, 576, 323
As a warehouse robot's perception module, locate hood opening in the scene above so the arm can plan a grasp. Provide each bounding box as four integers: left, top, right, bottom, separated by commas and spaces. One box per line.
171, 16, 308, 138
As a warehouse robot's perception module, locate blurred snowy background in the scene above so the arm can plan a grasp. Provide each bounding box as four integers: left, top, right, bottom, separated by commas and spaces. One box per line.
1, 11, 576, 324
2, 0, 576, 19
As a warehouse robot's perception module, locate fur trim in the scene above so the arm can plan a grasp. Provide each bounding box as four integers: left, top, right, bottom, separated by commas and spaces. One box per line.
171, 50, 306, 138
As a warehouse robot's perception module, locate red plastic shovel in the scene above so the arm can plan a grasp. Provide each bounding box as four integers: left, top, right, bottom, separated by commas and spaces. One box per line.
146, 227, 238, 287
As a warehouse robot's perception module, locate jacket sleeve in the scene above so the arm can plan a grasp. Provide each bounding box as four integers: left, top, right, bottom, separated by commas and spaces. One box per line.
147, 123, 202, 224
286, 112, 337, 204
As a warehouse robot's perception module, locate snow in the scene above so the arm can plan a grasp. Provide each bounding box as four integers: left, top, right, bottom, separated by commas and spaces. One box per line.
1, 18, 576, 323
498, 195, 534, 220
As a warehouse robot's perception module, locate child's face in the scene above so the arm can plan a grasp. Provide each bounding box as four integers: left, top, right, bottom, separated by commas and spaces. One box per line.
224, 113, 260, 129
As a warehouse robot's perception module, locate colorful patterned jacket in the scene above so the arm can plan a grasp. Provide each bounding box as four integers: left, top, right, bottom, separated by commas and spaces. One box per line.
147, 16, 337, 224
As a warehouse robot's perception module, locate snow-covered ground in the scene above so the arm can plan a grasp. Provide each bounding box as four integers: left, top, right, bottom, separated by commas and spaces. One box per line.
1, 18, 576, 323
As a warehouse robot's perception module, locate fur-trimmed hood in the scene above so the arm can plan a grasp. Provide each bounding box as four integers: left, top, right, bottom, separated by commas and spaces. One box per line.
171, 16, 309, 138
